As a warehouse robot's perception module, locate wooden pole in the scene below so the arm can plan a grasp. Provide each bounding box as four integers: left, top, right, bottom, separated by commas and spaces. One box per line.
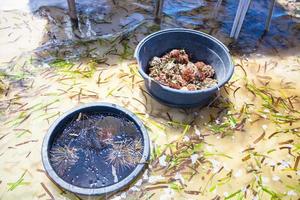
154, 0, 164, 23
67, 0, 78, 23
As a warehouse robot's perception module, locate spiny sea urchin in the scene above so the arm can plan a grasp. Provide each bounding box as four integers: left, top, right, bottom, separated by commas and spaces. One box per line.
96, 116, 122, 144
132, 138, 143, 152
50, 145, 79, 176
106, 138, 143, 171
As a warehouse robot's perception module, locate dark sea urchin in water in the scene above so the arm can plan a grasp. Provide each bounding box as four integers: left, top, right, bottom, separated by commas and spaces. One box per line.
49, 114, 144, 188
50, 145, 79, 176
106, 138, 143, 170
149, 49, 218, 91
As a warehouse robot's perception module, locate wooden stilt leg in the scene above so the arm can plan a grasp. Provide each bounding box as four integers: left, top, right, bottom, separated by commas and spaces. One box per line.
67, 0, 77, 22
154, 0, 164, 23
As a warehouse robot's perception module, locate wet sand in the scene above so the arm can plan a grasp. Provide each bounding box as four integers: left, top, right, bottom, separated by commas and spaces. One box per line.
0, 0, 299, 199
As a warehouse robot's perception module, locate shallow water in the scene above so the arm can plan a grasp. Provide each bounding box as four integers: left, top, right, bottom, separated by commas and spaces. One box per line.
0, 0, 299, 200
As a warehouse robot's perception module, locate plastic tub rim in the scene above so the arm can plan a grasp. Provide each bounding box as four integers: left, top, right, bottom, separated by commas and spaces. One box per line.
41, 102, 150, 196
134, 28, 234, 94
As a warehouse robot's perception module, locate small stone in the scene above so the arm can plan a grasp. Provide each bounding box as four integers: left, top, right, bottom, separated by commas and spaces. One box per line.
261, 176, 269, 184
148, 175, 164, 184
223, 192, 229, 197
174, 173, 185, 184
159, 155, 167, 167
272, 175, 280, 181
183, 135, 190, 142
234, 169, 243, 178
130, 186, 140, 192
190, 154, 199, 164
262, 124, 268, 130
287, 190, 297, 196
252, 195, 259, 200
194, 125, 201, 136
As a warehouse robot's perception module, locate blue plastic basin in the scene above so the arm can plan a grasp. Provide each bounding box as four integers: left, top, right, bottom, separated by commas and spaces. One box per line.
135, 28, 234, 108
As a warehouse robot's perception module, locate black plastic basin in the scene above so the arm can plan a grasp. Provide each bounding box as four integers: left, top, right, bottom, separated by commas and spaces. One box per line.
41, 103, 150, 196
135, 28, 234, 108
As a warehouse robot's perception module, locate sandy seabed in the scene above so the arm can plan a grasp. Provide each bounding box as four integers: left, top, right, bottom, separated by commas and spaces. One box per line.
0, 0, 299, 199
